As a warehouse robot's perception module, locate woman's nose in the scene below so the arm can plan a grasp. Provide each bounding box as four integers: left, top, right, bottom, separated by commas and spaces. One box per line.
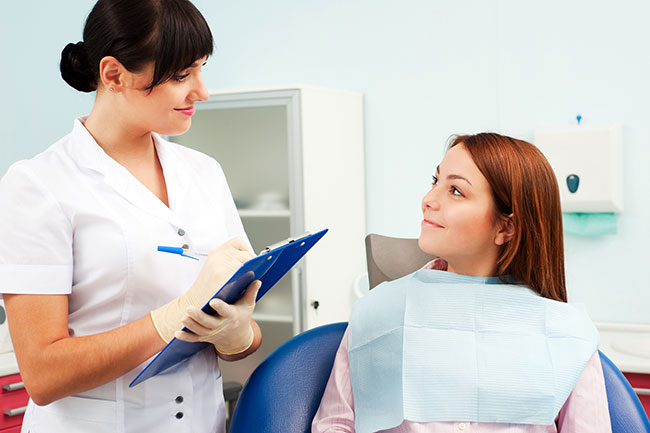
422, 188, 441, 211
190, 74, 209, 102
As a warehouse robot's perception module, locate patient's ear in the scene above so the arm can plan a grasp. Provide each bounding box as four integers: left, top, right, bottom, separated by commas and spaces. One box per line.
494, 213, 514, 246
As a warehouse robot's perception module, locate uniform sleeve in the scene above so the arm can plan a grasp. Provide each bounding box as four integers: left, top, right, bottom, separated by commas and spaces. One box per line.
311, 328, 356, 433
556, 351, 612, 433
0, 163, 73, 294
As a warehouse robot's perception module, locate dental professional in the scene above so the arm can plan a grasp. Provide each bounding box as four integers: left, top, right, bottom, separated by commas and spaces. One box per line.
313, 133, 611, 433
0, 1, 262, 432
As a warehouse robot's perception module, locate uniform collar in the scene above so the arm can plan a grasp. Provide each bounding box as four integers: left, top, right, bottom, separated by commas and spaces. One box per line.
67, 117, 186, 228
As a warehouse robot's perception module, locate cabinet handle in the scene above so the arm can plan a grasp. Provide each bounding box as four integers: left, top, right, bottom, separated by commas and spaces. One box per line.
2, 382, 25, 392
3, 406, 26, 417
634, 387, 650, 396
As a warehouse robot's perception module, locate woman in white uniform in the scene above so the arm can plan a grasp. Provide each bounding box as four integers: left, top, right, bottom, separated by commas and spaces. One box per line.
0, 1, 262, 432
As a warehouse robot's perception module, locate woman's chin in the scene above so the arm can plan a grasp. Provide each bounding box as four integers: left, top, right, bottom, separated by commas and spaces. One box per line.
417, 236, 437, 256
158, 120, 192, 137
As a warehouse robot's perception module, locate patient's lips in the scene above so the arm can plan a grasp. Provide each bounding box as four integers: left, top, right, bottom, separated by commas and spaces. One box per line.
422, 218, 443, 228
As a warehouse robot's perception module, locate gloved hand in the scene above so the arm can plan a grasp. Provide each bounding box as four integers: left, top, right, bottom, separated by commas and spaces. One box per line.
175, 280, 260, 355
151, 237, 255, 343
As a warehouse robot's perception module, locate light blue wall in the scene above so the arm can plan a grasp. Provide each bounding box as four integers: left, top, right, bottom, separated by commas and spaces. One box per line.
1, 1, 648, 323
495, 1, 650, 324
0, 2, 95, 169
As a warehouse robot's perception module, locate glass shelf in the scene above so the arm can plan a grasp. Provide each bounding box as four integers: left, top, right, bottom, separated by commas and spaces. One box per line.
252, 313, 294, 323
238, 208, 291, 218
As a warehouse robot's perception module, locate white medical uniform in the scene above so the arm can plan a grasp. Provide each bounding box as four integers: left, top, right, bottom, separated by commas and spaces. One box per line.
0, 118, 248, 433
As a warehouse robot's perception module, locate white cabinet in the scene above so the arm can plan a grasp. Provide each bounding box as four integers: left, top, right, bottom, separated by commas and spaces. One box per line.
171, 85, 366, 384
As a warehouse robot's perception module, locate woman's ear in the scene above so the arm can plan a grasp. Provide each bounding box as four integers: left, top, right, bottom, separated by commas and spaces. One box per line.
494, 213, 514, 246
98, 56, 126, 93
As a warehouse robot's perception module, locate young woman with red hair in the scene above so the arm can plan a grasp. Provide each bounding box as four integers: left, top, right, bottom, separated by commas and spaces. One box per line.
312, 133, 611, 433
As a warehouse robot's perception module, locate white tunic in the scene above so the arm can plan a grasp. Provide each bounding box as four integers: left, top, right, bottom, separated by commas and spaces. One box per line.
0, 118, 248, 433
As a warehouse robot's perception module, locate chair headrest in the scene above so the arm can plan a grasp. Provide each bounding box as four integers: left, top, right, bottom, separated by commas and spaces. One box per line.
365, 233, 435, 289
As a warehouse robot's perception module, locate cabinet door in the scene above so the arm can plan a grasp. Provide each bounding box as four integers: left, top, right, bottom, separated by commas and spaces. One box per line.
0, 373, 28, 431
298, 86, 366, 329
623, 372, 650, 416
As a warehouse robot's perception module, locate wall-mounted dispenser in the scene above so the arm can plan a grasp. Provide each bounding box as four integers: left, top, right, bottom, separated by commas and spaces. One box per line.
534, 123, 623, 213
0, 299, 14, 354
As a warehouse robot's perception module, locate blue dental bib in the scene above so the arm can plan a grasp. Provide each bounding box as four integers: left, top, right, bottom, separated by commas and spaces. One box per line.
348, 270, 598, 433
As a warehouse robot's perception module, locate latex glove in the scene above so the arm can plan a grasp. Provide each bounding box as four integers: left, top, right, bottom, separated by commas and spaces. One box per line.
151, 237, 255, 343
175, 280, 261, 355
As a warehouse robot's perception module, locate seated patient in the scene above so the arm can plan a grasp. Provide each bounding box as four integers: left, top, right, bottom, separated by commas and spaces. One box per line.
312, 133, 611, 433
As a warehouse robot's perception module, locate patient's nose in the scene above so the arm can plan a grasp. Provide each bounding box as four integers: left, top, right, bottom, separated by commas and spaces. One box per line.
422, 189, 441, 211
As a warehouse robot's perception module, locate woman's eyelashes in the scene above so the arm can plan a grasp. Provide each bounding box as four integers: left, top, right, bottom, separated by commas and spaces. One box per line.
173, 62, 207, 83
450, 186, 463, 197
173, 73, 190, 82
432, 175, 464, 197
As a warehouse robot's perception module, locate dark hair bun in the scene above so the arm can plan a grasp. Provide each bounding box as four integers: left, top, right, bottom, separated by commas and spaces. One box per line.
60, 41, 97, 92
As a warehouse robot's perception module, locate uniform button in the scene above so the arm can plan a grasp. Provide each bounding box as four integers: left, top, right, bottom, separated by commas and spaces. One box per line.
178, 228, 186, 236
458, 422, 467, 430
175, 396, 184, 404
175, 412, 184, 419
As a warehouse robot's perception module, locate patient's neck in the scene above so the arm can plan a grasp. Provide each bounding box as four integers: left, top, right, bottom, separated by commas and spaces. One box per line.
445, 256, 498, 278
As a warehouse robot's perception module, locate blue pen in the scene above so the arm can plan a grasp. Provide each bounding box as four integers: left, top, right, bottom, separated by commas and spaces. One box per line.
157, 246, 208, 261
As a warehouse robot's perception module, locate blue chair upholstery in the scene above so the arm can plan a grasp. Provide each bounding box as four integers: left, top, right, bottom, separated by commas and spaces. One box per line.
229, 322, 348, 433
599, 351, 650, 433
229, 322, 650, 433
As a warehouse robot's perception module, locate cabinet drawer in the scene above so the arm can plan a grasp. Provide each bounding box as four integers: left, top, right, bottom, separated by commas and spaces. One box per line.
0, 373, 28, 430
622, 372, 650, 417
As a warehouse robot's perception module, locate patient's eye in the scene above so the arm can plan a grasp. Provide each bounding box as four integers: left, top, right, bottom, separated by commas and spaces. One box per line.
431, 175, 438, 186
450, 186, 463, 197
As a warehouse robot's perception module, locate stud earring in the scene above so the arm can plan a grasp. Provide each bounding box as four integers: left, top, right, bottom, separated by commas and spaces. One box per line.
109, 87, 114, 92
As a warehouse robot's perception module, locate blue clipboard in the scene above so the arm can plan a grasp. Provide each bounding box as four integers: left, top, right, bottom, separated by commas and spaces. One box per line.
129, 228, 328, 387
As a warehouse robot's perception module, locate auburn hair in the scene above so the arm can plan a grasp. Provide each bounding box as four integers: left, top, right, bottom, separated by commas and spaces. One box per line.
448, 133, 566, 302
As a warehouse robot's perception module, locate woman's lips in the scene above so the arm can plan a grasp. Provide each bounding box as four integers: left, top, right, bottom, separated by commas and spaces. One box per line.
175, 106, 196, 116
422, 218, 443, 228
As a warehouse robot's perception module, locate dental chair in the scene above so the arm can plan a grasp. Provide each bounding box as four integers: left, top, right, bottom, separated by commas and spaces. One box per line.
228, 234, 650, 433
228, 321, 347, 433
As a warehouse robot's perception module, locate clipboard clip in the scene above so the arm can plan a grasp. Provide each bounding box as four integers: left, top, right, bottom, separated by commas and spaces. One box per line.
259, 232, 311, 255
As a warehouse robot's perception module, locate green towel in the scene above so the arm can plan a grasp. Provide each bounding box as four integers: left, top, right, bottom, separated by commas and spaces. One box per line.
562, 213, 617, 236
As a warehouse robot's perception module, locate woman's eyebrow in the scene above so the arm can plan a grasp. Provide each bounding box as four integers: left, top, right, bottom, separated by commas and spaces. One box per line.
435, 165, 472, 186
447, 174, 472, 186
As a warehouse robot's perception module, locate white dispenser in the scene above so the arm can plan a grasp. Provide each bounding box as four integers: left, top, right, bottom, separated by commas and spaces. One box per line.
534, 124, 623, 212
0, 299, 14, 354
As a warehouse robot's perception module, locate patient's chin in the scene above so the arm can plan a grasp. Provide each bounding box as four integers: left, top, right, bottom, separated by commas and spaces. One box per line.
417, 236, 436, 256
